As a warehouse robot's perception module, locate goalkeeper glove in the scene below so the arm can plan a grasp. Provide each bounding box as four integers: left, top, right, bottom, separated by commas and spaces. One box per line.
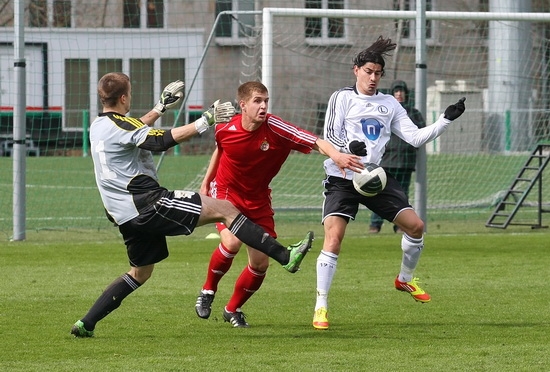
346, 140, 367, 156
153, 80, 185, 116
194, 100, 236, 134
443, 97, 466, 121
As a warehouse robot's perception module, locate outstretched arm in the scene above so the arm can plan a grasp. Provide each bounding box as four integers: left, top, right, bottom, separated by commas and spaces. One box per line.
171, 100, 235, 143
314, 138, 364, 176
396, 97, 467, 148
138, 101, 235, 151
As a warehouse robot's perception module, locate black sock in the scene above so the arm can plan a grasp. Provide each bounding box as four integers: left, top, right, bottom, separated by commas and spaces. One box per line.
228, 214, 289, 265
81, 273, 141, 331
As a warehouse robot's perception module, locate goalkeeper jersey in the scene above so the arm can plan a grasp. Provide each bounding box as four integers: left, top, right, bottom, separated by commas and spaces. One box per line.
323, 84, 451, 180
90, 112, 176, 225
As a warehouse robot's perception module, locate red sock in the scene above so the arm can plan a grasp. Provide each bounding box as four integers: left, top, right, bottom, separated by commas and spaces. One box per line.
226, 265, 266, 312
202, 243, 235, 292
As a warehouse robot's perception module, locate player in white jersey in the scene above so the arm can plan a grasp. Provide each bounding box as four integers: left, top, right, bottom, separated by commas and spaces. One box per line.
70, 72, 314, 338
313, 36, 466, 330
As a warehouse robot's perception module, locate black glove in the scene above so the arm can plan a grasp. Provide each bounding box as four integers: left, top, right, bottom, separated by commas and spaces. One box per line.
347, 140, 367, 156
444, 97, 466, 121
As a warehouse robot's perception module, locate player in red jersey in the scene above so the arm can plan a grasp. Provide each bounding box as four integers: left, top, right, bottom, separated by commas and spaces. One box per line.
194, 81, 364, 327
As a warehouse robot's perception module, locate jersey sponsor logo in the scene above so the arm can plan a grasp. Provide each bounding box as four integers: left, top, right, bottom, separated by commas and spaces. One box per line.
228, 125, 237, 131
148, 128, 166, 137
360, 118, 382, 140
260, 139, 270, 151
174, 190, 195, 199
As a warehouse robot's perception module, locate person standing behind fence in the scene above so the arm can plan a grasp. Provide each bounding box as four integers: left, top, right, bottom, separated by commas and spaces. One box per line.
369, 80, 426, 234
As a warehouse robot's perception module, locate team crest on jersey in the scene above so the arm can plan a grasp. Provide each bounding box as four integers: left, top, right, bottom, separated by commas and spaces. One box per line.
360, 118, 382, 140
260, 139, 270, 151
378, 105, 389, 114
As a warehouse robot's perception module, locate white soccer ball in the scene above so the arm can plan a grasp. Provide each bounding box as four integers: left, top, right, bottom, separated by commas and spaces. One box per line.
352, 163, 387, 197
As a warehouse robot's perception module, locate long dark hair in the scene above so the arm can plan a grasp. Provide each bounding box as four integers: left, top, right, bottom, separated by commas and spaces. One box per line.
352, 36, 397, 75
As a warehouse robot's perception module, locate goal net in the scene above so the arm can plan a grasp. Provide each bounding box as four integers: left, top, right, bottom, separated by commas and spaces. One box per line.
183, 8, 550, 227
2, 6, 550, 237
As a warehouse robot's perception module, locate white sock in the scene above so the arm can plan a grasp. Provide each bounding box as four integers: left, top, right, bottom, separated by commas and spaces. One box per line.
398, 233, 424, 283
315, 250, 338, 310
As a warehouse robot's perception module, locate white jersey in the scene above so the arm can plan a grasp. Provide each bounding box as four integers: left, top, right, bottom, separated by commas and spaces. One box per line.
323, 84, 451, 179
90, 112, 169, 225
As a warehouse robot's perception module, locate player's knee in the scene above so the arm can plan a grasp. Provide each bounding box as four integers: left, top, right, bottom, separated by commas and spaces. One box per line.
222, 234, 243, 252
321, 237, 342, 255
217, 200, 240, 221
201, 196, 239, 225
249, 260, 269, 272
129, 265, 154, 284
409, 219, 424, 238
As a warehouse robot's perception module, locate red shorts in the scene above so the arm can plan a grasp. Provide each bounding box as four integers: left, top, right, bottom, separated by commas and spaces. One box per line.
212, 187, 276, 238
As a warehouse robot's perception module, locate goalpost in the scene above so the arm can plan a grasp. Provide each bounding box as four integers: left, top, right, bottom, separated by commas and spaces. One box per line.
5, 6, 550, 237
196, 7, 550, 226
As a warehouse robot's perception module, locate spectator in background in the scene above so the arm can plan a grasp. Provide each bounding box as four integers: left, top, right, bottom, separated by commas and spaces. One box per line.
369, 80, 426, 233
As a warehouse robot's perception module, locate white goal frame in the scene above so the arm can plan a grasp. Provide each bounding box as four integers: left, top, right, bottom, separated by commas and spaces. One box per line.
260, 7, 550, 228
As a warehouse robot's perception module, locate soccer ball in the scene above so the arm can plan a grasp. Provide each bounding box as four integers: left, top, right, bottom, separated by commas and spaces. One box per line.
352, 163, 387, 197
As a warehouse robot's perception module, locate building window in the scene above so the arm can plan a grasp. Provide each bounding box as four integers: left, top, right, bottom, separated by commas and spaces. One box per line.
129, 59, 154, 119
53, 0, 71, 27
29, 0, 71, 27
160, 58, 186, 127
64, 59, 89, 130
29, 0, 47, 27
215, 0, 256, 44
124, 0, 164, 28
393, 0, 435, 43
123, 0, 140, 28
147, 0, 164, 28
305, 0, 347, 44
478, 0, 489, 39
94, 59, 184, 127
97, 59, 123, 114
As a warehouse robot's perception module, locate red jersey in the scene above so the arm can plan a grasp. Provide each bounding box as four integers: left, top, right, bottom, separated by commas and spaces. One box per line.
211, 113, 317, 217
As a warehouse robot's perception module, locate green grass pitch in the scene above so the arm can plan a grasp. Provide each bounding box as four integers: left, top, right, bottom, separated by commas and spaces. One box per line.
1, 227, 549, 371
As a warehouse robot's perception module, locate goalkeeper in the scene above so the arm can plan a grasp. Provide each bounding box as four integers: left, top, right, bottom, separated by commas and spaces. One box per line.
70, 72, 314, 338
313, 36, 466, 330
194, 81, 364, 328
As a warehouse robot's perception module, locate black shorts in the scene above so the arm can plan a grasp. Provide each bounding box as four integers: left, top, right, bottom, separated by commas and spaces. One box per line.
118, 189, 202, 267
322, 174, 411, 224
